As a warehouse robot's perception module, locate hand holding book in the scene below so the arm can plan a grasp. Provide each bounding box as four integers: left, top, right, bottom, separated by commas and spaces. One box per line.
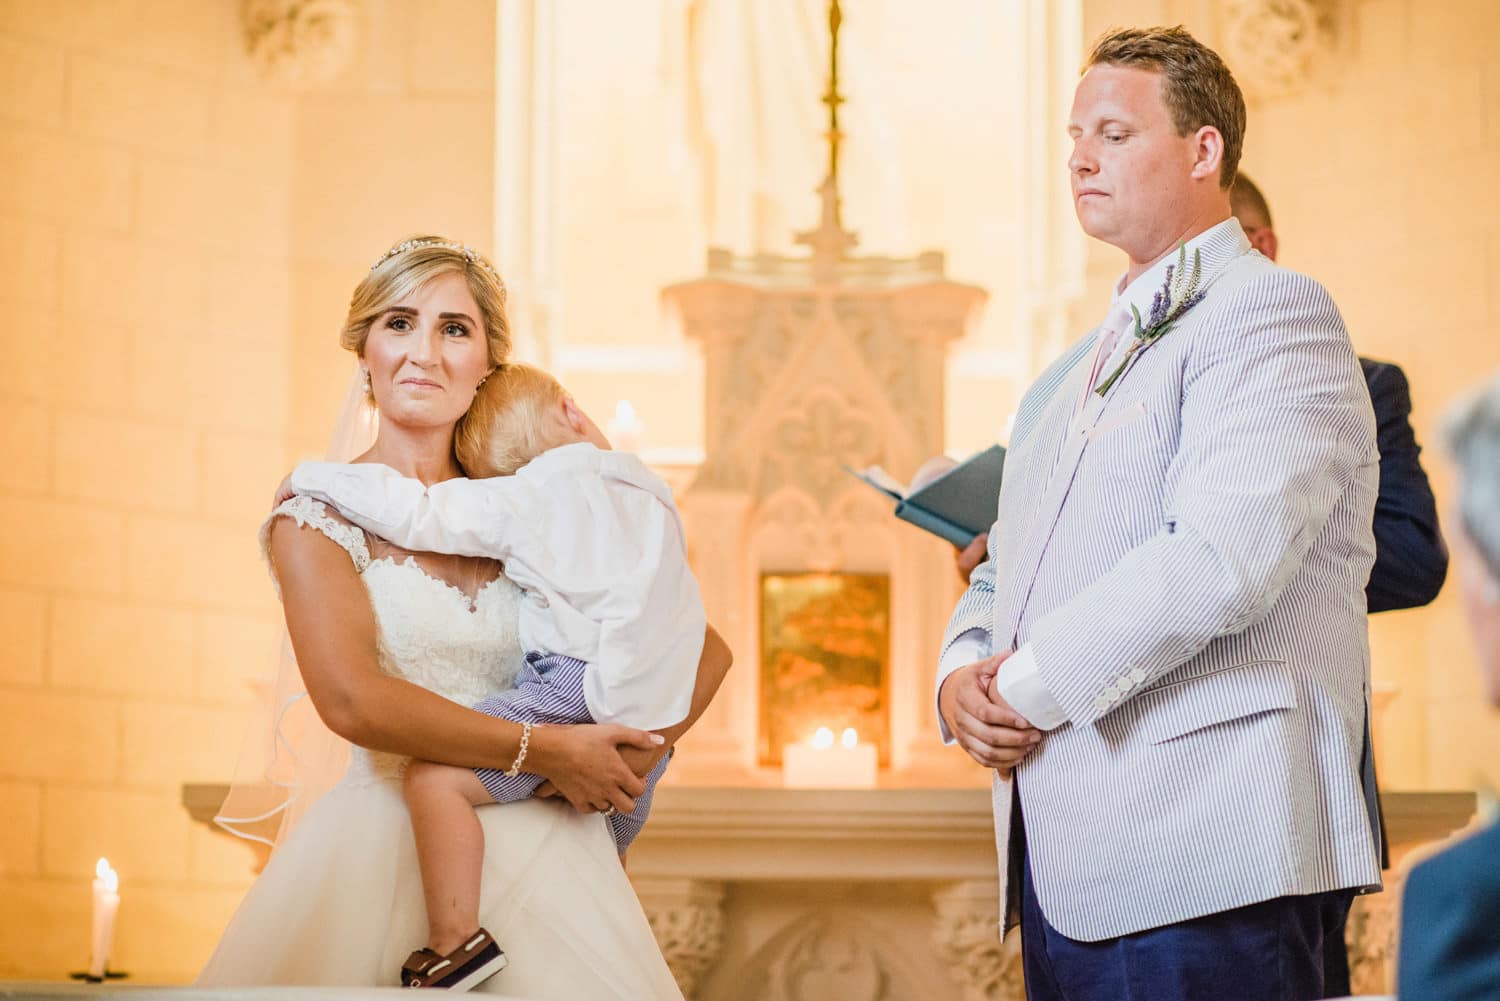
845, 444, 1006, 548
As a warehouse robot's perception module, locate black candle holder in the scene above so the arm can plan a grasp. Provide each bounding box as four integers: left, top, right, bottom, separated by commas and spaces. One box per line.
68, 969, 128, 983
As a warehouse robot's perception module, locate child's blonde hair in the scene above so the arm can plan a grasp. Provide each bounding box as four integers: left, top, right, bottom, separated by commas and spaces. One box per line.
455, 362, 574, 477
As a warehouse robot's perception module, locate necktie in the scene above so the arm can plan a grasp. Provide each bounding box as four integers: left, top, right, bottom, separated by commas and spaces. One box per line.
1047, 307, 1134, 478
1076, 306, 1133, 417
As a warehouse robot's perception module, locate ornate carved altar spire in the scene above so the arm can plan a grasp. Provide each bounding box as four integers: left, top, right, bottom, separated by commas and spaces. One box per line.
794, 0, 857, 278
821, 0, 844, 192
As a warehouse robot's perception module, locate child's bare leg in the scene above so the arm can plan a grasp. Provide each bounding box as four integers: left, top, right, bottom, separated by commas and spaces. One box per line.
403, 759, 496, 955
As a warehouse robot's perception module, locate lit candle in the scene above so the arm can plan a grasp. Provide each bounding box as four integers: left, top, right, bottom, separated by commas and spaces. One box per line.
782, 726, 878, 788
89, 857, 120, 979
606, 399, 645, 454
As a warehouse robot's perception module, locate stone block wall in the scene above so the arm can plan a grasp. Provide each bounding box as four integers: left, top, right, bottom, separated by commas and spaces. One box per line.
0, 0, 493, 982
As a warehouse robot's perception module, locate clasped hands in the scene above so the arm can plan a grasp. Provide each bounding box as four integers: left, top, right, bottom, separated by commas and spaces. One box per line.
531, 733, 666, 815
938, 649, 1043, 778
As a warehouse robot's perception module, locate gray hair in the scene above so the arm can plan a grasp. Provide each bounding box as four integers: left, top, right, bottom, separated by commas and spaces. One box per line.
1445, 372, 1500, 582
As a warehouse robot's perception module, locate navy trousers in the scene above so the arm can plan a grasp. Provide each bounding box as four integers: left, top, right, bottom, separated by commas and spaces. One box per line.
1020, 844, 1354, 1001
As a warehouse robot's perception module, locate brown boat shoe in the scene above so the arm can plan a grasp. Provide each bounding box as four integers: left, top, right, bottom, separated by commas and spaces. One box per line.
399, 928, 508, 990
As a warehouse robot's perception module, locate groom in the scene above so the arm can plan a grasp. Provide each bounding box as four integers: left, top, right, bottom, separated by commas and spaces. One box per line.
937, 26, 1382, 1000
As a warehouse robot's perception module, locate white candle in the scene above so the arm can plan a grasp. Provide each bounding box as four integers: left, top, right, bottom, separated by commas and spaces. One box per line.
606, 399, 645, 454
782, 726, 878, 788
89, 857, 120, 979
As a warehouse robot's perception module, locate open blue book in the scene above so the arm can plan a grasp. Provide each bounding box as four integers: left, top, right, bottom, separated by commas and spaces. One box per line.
845, 444, 1006, 548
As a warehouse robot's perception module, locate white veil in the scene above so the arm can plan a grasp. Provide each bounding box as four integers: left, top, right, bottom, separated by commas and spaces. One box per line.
214, 368, 379, 851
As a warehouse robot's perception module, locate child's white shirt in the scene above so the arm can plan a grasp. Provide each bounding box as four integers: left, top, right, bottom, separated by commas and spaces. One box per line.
289, 443, 704, 730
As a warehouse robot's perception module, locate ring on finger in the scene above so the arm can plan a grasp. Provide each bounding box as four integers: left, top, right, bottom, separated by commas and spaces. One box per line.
602, 805, 618, 817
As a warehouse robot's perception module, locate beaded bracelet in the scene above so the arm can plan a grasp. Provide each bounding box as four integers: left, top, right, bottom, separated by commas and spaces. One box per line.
505, 721, 533, 778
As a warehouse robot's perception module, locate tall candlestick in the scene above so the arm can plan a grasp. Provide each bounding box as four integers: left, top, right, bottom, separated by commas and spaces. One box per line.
89, 858, 120, 979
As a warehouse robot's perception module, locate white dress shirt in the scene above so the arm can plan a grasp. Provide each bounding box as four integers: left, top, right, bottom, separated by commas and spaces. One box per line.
291, 443, 706, 730
937, 219, 1242, 738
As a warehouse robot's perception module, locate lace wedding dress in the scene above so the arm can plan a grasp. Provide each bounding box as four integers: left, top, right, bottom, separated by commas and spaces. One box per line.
198, 497, 683, 999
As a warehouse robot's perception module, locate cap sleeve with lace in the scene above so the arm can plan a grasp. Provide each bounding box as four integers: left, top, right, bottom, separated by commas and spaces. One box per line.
259, 495, 371, 597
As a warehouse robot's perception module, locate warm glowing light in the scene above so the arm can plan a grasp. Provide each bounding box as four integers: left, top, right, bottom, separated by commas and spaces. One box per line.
612, 399, 639, 427
840, 727, 858, 749
810, 726, 835, 750
95, 857, 118, 893
606, 399, 645, 452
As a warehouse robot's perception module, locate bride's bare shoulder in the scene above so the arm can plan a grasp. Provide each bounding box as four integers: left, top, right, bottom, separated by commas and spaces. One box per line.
262, 496, 371, 580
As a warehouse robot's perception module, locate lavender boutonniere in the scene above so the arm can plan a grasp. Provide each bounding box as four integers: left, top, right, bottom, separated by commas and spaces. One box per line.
1094, 241, 1207, 397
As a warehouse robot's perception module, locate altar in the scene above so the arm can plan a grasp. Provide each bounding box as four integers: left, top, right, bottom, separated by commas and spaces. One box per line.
180, 784, 1477, 1001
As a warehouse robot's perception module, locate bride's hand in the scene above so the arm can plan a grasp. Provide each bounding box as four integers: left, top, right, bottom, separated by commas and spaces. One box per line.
529, 744, 663, 800
530, 724, 662, 815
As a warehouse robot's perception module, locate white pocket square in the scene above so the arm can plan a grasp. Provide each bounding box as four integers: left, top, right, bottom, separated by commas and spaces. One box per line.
1085, 400, 1148, 441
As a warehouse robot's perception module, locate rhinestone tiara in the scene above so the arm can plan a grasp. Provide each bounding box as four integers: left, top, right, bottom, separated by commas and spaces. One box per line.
369, 238, 505, 288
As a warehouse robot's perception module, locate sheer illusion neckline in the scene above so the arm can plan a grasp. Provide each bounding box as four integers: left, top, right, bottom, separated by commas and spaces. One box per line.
365, 554, 507, 615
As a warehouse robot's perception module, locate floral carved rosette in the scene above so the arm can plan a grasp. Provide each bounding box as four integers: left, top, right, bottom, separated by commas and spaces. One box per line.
242, 0, 358, 87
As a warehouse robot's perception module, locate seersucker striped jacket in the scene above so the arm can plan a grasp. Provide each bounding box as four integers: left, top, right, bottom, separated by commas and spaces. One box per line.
942, 220, 1384, 942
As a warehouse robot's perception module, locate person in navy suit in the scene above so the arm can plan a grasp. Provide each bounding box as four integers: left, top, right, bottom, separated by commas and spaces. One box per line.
1397, 374, 1500, 1000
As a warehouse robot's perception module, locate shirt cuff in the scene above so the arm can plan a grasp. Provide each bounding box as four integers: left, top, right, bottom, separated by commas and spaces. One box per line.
935, 630, 991, 745
992, 643, 1069, 731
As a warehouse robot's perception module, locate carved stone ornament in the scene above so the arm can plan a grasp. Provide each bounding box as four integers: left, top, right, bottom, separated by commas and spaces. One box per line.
932, 881, 1025, 1001
1222, 0, 1337, 100
761, 388, 883, 507
1346, 882, 1399, 996
635, 878, 728, 999
241, 0, 358, 87
725, 910, 928, 1001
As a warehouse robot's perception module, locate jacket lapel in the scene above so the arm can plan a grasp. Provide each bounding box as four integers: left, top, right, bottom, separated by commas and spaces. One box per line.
994, 340, 1099, 642
998, 226, 1255, 644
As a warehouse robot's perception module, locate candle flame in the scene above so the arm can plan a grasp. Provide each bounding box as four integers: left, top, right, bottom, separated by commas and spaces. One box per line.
840, 727, 858, 749
810, 726, 834, 750
96, 857, 119, 892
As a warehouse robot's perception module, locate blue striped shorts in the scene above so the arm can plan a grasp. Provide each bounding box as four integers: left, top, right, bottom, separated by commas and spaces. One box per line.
472, 651, 669, 852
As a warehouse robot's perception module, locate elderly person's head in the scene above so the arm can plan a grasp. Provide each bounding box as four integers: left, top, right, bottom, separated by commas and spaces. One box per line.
1445, 373, 1500, 703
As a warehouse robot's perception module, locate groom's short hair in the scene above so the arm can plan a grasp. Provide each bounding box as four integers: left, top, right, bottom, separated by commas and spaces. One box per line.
1086, 26, 1246, 190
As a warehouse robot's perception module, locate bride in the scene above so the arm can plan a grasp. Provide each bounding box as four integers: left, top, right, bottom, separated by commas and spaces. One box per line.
198, 236, 730, 996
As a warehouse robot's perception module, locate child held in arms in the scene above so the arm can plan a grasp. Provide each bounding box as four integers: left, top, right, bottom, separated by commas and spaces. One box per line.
286, 363, 705, 991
